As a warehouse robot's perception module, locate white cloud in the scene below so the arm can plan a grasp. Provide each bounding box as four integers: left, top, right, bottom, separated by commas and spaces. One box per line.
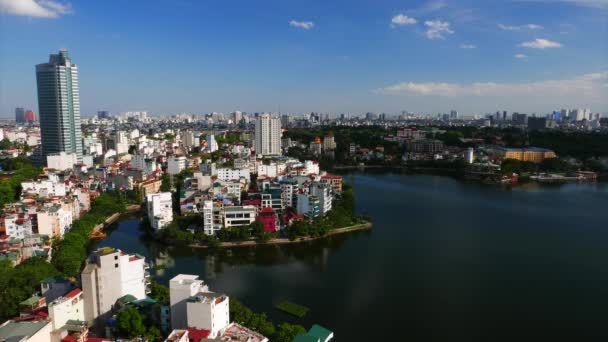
289, 20, 314, 30
374, 72, 608, 100
424, 20, 454, 39
391, 14, 417, 27
520, 38, 563, 49
460, 44, 476, 49
514, 54, 528, 59
498, 23, 544, 31
0, 0, 71, 18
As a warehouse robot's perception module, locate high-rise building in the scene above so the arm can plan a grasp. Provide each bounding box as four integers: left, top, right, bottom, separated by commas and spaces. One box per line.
254, 113, 281, 157
24, 110, 36, 122
36, 49, 83, 162
450, 110, 459, 120
97, 110, 110, 119
206, 134, 218, 152
15, 107, 25, 123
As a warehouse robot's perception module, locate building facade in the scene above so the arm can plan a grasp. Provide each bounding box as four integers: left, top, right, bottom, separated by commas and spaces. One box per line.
254, 114, 281, 157
36, 49, 83, 162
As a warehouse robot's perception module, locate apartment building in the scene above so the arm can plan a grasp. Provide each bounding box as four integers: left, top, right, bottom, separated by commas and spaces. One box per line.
146, 192, 173, 231
169, 274, 209, 330
81, 247, 149, 323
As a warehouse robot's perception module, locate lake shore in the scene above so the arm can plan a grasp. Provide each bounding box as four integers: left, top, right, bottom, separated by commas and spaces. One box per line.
187, 222, 373, 249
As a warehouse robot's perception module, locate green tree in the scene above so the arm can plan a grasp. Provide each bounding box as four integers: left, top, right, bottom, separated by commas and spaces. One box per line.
116, 307, 146, 338
274, 323, 307, 342
149, 282, 169, 305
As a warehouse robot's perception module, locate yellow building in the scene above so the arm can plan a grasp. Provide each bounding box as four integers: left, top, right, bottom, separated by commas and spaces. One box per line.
498, 147, 557, 163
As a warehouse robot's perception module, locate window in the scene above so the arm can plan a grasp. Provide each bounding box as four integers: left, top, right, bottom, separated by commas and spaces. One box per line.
115, 263, 118, 268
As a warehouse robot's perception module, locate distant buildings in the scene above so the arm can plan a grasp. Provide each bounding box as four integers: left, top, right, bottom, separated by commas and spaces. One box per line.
36, 49, 83, 162
97, 110, 110, 119
81, 247, 149, 322
493, 147, 557, 163
205, 134, 218, 152
254, 113, 281, 157
167, 155, 187, 175
146, 192, 174, 231
15, 107, 25, 123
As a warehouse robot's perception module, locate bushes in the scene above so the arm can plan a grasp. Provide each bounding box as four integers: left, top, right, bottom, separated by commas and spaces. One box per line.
230, 298, 306, 342
0, 257, 60, 320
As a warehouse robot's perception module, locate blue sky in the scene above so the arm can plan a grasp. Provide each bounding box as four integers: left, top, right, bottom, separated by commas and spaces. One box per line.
0, 0, 606, 117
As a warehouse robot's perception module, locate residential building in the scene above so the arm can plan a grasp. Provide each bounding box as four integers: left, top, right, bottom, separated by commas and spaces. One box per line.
146, 192, 173, 231
297, 193, 321, 218
254, 113, 281, 157
81, 247, 149, 323
258, 207, 277, 233
310, 183, 332, 215
407, 139, 444, 154
201, 201, 215, 235
186, 292, 230, 337
48, 288, 85, 330
220, 206, 256, 229
169, 274, 209, 330
167, 155, 187, 175
216, 168, 250, 182
46, 152, 77, 171
0, 320, 52, 342
323, 134, 336, 151
36, 49, 83, 162
206, 134, 218, 152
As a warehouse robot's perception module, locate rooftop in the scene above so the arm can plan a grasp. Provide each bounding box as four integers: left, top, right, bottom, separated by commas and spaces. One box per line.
0, 320, 49, 340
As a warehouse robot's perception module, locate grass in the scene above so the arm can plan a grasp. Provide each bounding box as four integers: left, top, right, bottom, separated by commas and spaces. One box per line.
275, 300, 309, 318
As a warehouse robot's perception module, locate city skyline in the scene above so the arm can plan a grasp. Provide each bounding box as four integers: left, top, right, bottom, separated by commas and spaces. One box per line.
0, 0, 607, 116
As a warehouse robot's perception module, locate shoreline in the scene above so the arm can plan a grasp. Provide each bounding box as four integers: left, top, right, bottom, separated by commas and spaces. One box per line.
187, 222, 373, 249
92, 204, 142, 232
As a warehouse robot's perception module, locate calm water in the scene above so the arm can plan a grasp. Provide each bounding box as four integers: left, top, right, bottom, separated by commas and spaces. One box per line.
96, 173, 608, 340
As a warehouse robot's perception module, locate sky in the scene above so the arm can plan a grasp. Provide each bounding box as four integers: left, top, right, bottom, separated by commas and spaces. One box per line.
0, 0, 607, 117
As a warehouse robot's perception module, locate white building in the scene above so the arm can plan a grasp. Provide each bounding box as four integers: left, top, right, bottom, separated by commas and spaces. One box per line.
310, 182, 333, 215
202, 201, 214, 235
131, 154, 158, 175
3, 214, 33, 239
48, 288, 85, 330
167, 155, 187, 175
257, 163, 278, 178
82, 247, 149, 323
187, 292, 230, 338
46, 152, 77, 171
20, 180, 66, 198
304, 160, 320, 176
36, 205, 70, 238
170, 274, 209, 330
216, 168, 250, 182
206, 134, 218, 153
146, 192, 174, 231
465, 148, 474, 164
220, 206, 256, 229
254, 114, 281, 157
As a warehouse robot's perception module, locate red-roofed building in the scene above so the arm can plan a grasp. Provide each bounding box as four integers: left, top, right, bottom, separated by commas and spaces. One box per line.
258, 207, 276, 233
187, 328, 211, 341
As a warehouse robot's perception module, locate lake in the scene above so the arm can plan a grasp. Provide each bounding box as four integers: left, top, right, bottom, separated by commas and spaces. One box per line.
96, 172, 608, 340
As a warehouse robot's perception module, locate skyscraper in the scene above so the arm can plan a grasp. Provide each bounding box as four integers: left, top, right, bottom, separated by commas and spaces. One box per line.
254, 113, 281, 157
36, 49, 83, 162
15, 107, 25, 123
24, 110, 36, 123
